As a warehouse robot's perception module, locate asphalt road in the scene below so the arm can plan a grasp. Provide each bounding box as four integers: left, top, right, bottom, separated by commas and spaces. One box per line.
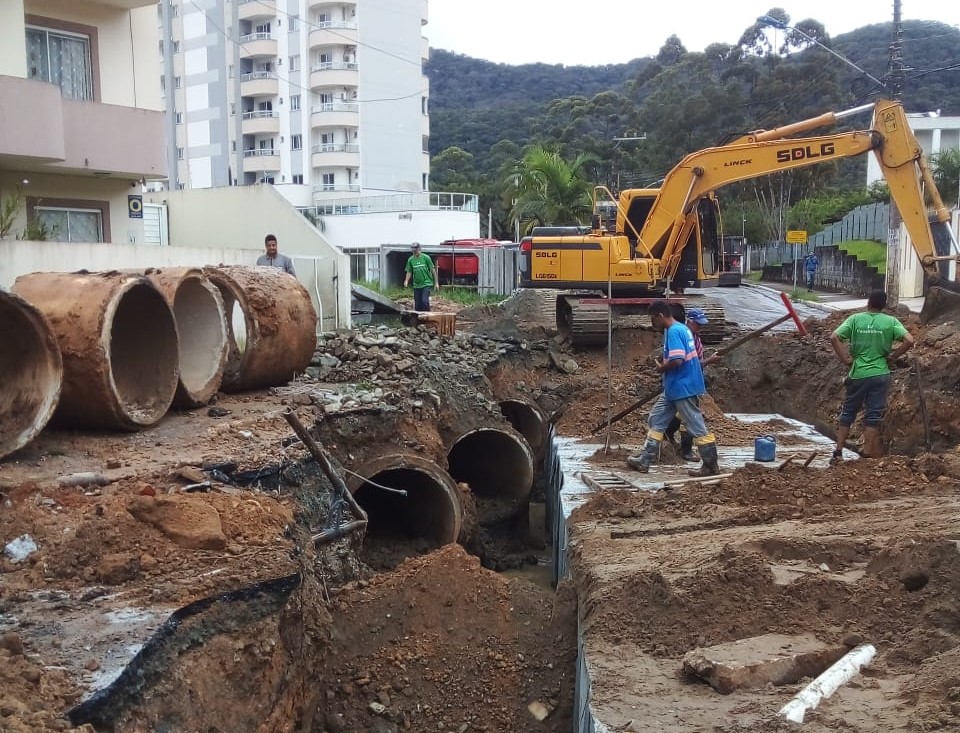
692, 284, 826, 331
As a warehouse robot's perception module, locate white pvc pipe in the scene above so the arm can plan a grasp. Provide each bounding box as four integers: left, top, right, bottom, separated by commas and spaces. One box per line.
778, 644, 877, 724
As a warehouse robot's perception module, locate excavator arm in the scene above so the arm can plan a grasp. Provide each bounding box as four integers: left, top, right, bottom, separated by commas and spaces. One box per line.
630, 100, 959, 288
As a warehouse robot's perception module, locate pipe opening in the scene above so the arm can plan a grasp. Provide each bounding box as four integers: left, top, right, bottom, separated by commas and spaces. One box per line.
0, 294, 62, 459
354, 467, 460, 569
448, 428, 534, 526
109, 284, 180, 426
172, 277, 227, 402
500, 399, 545, 456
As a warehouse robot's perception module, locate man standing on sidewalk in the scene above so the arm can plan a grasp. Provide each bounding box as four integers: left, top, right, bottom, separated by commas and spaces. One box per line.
627, 300, 720, 477
804, 251, 819, 291
829, 289, 915, 461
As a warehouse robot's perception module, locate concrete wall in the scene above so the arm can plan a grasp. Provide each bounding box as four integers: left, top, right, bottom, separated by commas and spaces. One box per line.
0, 0, 27, 77
143, 183, 350, 328
322, 209, 480, 249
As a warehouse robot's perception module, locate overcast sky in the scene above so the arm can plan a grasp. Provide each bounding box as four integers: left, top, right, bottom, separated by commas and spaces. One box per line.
425, 1, 960, 66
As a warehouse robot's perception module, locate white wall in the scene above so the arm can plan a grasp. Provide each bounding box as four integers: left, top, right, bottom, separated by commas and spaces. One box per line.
0, 0, 27, 77
321, 208, 480, 249
898, 210, 960, 298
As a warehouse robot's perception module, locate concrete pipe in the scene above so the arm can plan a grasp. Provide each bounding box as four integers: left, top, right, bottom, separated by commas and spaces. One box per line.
0, 290, 63, 459
499, 399, 547, 458
12, 272, 180, 430
447, 427, 534, 523
346, 453, 463, 546
144, 268, 228, 407
204, 266, 317, 391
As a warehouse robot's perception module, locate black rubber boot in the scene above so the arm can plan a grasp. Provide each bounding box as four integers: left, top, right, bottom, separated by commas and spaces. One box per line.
627, 439, 660, 473
688, 443, 720, 477
679, 432, 696, 462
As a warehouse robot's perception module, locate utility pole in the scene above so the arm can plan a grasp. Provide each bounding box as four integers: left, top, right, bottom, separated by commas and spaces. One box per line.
885, 0, 905, 305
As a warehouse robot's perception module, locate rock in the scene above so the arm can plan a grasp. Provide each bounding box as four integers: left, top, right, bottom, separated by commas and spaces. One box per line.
96, 553, 140, 585
207, 406, 231, 418
83, 658, 100, 672
368, 701, 387, 715
172, 466, 206, 484
4, 535, 38, 563
842, 632, 865, 648
126, 496, 227, 550
57, 472, 110, 488
0, 632, 24, 656
527, 701, 553, 721
682, 633, 848, 694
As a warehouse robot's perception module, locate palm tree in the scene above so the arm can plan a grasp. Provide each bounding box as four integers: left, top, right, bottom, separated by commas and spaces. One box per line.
507, 147, 598, 236
931, 148, 960, 209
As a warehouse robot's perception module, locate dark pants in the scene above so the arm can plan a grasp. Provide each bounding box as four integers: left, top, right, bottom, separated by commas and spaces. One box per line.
839, 374, 891, 428
413, 286, 432, 312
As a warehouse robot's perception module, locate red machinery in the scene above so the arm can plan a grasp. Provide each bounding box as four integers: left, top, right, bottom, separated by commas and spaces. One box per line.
435, 239, 502, 285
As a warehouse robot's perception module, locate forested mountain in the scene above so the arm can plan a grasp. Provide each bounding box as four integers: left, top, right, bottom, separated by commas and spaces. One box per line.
425, 17, 960, 240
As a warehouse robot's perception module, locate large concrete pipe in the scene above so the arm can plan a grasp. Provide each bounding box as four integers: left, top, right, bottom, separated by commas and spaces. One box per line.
447, 427, 534, 523
144, 268, 228, 407
0, 290, 63, 459
204, 266, 317, 391
346, 454, 463, 557
12, 272, 180, 430
499, 399, 547, 458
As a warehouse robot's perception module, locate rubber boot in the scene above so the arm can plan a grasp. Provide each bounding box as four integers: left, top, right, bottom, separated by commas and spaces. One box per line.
679, 432, 697, 462
627, 439, 660, 473
688, 442, 719, 477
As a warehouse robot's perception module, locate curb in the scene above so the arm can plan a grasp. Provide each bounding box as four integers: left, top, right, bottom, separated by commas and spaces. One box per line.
740, 281, 839, 314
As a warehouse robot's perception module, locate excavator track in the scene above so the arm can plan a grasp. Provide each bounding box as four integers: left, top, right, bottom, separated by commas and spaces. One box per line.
556, 294, 731, 348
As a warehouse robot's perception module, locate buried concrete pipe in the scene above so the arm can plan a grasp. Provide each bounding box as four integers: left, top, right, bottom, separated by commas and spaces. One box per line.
144, 268, 229, 407
204, 265, 317, 391
0, 290, 63, 459
345, 453, 463, 546
447, 427, 534, 523
499, 398, 547, 458
12, 272, 180, 430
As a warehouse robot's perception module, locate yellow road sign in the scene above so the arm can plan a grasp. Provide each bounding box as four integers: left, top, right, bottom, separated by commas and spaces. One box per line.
786, 230, 808, 244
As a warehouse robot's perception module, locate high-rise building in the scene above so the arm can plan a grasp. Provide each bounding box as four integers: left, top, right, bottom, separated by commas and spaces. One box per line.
159, 0, 430, 202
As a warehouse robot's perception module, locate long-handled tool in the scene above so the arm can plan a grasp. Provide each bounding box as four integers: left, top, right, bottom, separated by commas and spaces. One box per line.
590, 291, 807, 434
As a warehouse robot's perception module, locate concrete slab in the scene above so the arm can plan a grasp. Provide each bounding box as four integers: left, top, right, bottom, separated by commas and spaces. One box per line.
682, 633, 848, 694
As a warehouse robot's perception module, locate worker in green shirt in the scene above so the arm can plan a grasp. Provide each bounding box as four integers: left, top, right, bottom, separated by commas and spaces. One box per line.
829, 290, 915, 462
403, 242, 438, 312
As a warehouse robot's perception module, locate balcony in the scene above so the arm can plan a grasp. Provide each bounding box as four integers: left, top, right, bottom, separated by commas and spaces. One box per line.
309, 22, 357, 50
313, 184, 361, 194
243, 148, 281, 173
308, 0, 355, 9
240, 71, 279, 97
0, 75, 164, 179
310, 102, 359, 129
241, 110, 280, 135
308, 62, 358, 90
311, 142, 360, 168
239, 0, 276, 20
238, 32, 277, 59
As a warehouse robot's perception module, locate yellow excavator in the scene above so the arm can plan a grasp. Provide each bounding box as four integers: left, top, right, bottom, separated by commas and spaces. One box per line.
519, 99, 960, 346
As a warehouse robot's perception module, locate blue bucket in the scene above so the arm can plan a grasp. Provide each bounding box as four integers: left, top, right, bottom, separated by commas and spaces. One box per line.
754, 435, 777, 462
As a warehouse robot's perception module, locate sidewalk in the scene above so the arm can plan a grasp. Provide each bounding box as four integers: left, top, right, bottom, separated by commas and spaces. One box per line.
742, 279, 924, 314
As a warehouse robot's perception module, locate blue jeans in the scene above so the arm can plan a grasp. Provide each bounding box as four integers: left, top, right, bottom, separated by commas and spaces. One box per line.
647, 394, 713, 444
413, 286, 432, 311
839, 374, 890, 428
805, 271, 816, 289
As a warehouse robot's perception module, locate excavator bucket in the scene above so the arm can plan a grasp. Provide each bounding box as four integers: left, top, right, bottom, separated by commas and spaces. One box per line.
920, 220, 960, 323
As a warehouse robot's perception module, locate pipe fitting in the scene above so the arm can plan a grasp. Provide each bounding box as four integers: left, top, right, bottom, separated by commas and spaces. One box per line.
447, 427, 534, 524
0, 290, 63, 458
204, 266, 317, 391
346, 453, 463, 547
144, 268, 228, 408
13, 272, 180, 430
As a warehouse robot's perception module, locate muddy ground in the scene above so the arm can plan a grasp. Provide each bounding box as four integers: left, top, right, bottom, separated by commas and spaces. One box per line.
2, 286, 960, 732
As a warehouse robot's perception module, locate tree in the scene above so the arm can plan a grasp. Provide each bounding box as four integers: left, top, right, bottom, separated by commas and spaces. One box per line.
507, 147, 597, 235
430, 146, 479, 192
931, 148, 960, 208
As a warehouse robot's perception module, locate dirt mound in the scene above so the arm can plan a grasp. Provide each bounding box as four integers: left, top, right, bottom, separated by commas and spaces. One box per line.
458, 289, 559, 341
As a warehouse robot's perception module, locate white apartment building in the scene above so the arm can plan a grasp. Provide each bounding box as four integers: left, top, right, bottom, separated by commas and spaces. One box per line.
160, 0, 430, 201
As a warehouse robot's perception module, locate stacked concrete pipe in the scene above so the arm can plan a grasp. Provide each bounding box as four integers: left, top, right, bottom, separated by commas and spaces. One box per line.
144, 268, 229, 407
12, 272, 180, 430
345, 453, 463, 546
0, 290, 63, 459
447, 426, 534, 524
499, 398, 547, 459
204, 265, 318, 391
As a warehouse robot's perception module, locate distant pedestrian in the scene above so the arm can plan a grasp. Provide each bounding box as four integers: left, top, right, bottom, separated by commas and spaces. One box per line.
256, 234, 296, 276
829, 289, 915, 462
804, 252, 819, 291
627, 300, 719, 477
403, 242, 437, 312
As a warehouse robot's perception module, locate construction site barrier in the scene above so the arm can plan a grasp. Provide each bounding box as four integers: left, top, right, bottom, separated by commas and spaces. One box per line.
0, 290, 63, 458
13, 272, 179, 430
204, 265, 317, 391
144, 268, 228, 408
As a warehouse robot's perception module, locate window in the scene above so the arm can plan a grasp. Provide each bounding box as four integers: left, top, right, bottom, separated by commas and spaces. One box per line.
290, 94, 301, 110
175, 112, 183, 124
289, 55, 300, 71
321, 173, 335, 191
172, 40, 180, 53
422, 135, 429, 153
174, 75, 181, 89
289, 14, 299, 31
35, 206, 103, 243
422, 95, 428, 115
177, 147, 184, 160
292, 174, 304, 184
26, 24, 95, 100
291, 134, 302, 151
228, 64, 234, 78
